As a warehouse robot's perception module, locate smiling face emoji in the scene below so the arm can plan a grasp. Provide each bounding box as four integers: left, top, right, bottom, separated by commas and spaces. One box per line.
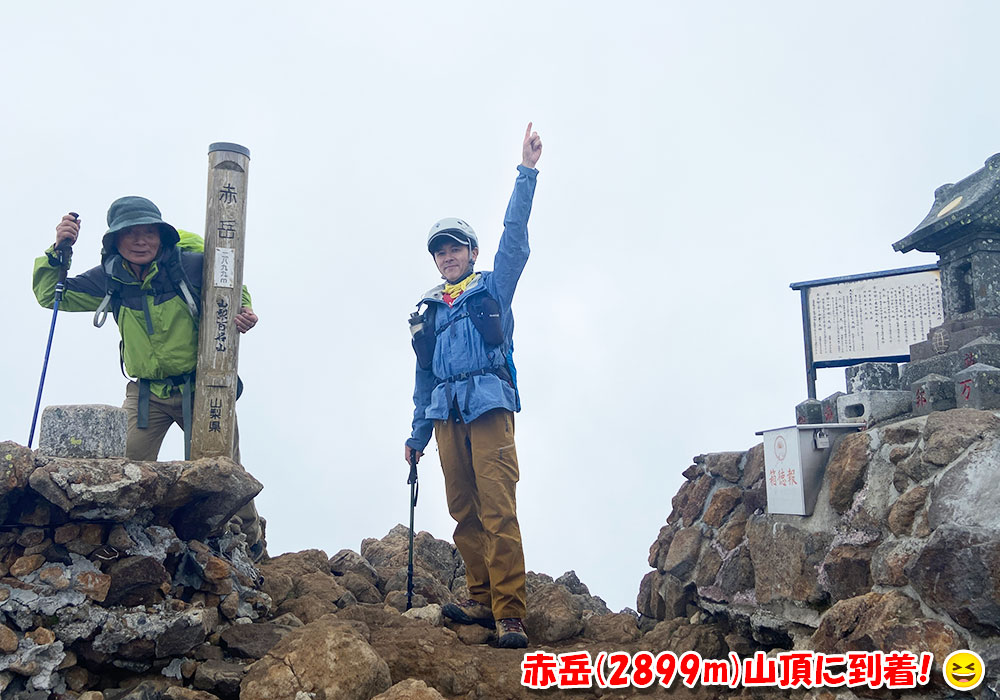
943, 650, 985, 691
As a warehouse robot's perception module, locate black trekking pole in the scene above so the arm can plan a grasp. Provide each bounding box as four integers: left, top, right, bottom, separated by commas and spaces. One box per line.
406, 450, 419, 611
28, 215, 77, 449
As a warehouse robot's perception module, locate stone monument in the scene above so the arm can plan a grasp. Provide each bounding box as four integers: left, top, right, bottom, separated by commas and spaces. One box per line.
894, 153, 1000, 409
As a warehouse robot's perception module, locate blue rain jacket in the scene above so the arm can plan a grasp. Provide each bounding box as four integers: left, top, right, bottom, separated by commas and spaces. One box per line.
407, 165, 538, 452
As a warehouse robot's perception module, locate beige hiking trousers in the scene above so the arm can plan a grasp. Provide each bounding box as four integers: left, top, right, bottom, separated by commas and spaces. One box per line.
434, 408, 526, 620
122, 381, 240, 462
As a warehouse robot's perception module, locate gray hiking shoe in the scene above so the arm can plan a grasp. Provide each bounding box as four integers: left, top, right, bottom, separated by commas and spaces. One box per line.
497, 618, 528, 649
442, 599, 494, 626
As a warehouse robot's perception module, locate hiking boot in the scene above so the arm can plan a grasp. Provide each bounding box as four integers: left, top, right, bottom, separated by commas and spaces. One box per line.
496, 618, 528, 649
442, 599, 494, 626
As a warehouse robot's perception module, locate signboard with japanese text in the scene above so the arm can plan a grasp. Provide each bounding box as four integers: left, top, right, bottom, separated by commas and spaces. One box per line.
790, 265, 943, 398
805, 270, 943, 363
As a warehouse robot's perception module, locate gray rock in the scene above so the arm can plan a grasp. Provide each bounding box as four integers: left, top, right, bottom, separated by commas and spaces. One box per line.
362, 528, 458, 590
220, 622, 292, 659
928, 435, 1000, 530
28, 458, 172, 521
554, 570, 590, 595
0, 638, 66, 691
909, 526, 1000, 636
329, 548, 378, 586
39, 404, 127, 459
159, 458, 263, 540
93, 608, 207, 659
193, 659, 246, 697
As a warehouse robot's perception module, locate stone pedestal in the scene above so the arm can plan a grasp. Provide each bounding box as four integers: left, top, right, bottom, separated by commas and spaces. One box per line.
911, 374, 957, 416
820, 392, 844, 424
954, 364, 1000, 410
795, 399, 823, 425
39, 405, 128, 458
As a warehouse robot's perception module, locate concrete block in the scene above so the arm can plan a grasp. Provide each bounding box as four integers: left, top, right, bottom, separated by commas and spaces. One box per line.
39, 405, 127, 458
820, 392, 844, 424
795, 399, 823, 425
845, 362, 899, 393
954, 363, 1000, 410
911, 374, 957, 416
836, 391, 911, 426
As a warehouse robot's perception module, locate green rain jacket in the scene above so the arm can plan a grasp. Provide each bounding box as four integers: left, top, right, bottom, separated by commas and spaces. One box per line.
32, 234, 252, 400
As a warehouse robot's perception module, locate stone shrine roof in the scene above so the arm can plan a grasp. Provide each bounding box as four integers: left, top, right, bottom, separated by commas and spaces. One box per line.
893, 153, 1000, 254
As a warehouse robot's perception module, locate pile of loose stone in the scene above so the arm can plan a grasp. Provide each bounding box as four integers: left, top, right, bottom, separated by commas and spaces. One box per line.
1, 435, 667, 700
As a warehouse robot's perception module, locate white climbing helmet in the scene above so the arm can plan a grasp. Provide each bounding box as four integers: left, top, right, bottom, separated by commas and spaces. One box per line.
427, 217, 478, 252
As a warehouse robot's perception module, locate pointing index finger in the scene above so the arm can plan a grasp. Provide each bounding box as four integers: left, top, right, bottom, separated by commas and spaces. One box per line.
525, 122, 533, 141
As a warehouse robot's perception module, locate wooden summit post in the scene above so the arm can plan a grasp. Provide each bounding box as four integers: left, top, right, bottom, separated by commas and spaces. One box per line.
191, 142, 250, 460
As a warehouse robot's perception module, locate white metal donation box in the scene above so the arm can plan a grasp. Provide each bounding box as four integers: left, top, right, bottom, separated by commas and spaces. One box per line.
758, 425, 862, 516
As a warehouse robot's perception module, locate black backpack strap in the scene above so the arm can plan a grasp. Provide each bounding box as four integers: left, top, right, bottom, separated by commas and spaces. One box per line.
162, 247, 200, 323
137, 379, 151, 430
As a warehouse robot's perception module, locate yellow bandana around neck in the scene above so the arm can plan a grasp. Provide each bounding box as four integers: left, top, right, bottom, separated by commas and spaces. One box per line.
443, 273, 477, 301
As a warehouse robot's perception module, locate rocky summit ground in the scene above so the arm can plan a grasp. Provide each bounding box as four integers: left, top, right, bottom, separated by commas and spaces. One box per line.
1, 407, 1000, 699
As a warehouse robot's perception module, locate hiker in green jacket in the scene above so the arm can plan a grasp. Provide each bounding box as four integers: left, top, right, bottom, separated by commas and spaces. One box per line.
33, 196, 257, 461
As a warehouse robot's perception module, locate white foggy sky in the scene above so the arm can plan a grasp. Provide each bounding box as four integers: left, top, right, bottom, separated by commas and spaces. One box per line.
1, 2, 995, 611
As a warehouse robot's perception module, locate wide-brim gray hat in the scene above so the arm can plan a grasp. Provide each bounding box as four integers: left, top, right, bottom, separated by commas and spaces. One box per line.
101, 196, 180, 255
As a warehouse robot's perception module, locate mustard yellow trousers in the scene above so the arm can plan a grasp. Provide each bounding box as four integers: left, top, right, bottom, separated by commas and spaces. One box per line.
434, 408, 526, 620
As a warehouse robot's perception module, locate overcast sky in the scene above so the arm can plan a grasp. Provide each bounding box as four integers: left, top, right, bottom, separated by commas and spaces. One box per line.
2, 2, 997, 612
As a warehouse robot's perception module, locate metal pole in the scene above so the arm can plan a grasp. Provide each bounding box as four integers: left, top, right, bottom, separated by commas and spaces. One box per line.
28, 229, 75, 448
800, 288, 817, 399
406, 451, 419, 610
191, 143, 250, 460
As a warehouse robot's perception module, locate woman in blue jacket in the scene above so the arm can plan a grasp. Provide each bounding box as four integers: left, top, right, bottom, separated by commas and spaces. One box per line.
405, 124, 542, 649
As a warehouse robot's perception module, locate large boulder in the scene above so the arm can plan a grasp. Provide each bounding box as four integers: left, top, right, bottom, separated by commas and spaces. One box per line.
811, 590, 963, 663
826, 432, 872, 513
927, 435, 1000, 531
28, 458, 174, 521
241, 615, 391, 700
524, 583, 583, 643
908, 526, 1000, 636
920, 408, 1000, 468
746, 516, 832, 605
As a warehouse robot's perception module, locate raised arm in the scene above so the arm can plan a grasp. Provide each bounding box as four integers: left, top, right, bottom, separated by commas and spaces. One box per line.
490, 124, 542, 307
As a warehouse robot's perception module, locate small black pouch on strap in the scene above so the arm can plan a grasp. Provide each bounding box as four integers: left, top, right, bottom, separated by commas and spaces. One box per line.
467, 293, 503, 347
409, 304, 437, 370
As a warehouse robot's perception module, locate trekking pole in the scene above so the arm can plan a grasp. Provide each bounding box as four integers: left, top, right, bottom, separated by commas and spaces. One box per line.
406, 450, 419, 610
28, 213, 77, 448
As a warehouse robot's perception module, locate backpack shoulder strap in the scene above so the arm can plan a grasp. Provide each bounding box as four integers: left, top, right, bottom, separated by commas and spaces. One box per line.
93, 255, 122, 328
